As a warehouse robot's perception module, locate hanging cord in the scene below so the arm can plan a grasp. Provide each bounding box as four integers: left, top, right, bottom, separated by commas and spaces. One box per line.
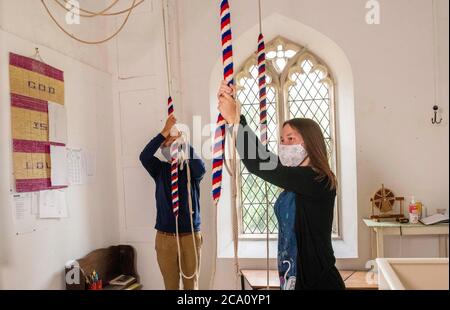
257, 0, 271, 290
174, 141, 200, 280
225, 101, 242, 288
40, 0, 138, 45
431, 0, 439, 109
209, 199, 218, 289
222, 91, 241, 288
32, 48, 45, 63
258, 0, 263, 34
162, 0, 172, 97
54, 0, 145, 17
213, 0, 234, 207
55, 0, 120, 18
162, 0, 199, 282
211, 0, 241, 290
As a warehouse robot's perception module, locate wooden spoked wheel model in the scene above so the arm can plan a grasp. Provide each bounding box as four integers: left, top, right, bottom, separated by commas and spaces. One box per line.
370, 184, 405, 222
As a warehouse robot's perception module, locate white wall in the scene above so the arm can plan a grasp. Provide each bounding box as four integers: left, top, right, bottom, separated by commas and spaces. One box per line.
0, 0, 119, 289
0, 0, 110, 72
0, 0, 447, 290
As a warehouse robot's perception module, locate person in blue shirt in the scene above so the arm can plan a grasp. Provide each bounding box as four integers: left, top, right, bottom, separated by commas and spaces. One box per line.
139, 115, 206, 290
274, 191, 297, 290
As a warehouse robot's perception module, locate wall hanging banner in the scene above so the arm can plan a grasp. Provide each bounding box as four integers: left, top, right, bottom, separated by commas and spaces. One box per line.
9, 52, 66, 192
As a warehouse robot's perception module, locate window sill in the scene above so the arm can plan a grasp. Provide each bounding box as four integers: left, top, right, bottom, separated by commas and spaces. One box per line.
239, 234, 278, 241
218, 237, 357, 259
239, 233, 342, 241
218, 238, 279, 259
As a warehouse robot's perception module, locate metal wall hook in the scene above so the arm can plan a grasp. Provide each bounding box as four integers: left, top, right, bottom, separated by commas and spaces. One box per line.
32, 47, 45, 63
432, 105, 442, 125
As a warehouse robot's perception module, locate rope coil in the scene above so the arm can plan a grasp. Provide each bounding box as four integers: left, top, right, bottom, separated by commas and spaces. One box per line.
212, 0, 234, 207
40, 0, 142, 45
55, 0, 145, 17
210, 0, 241, 290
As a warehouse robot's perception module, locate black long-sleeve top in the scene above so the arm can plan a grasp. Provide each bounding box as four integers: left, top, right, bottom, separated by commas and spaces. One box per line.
236, 115, 345, 290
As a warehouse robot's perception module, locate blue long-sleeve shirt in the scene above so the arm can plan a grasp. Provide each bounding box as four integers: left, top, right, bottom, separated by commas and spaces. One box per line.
274, 191, 297, 290
139, 134, 205, 233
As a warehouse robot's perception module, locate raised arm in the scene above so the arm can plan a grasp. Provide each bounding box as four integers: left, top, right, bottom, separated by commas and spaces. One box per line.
140, 115, 177, 179
217, 81, 328, 197
236, 116, 327, 198
140, 134, 164, 179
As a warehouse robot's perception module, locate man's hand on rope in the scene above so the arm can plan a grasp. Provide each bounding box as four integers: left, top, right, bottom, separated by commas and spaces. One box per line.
161, 115, 178, 139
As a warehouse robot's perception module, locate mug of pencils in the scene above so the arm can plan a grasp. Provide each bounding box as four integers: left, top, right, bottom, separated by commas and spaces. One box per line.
87, 270, 102, 290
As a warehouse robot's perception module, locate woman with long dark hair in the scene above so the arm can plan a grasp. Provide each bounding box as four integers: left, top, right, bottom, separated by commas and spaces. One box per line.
218, 81, 344, 290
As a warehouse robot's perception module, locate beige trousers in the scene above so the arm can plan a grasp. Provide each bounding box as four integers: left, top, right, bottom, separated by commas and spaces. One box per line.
155, 231, 202, 290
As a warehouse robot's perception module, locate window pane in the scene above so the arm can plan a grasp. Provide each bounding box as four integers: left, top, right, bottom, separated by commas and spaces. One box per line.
236, 39, 339, 238
288, 59, 338, 237
288, 60, 332, 146
238, 65, 281, 234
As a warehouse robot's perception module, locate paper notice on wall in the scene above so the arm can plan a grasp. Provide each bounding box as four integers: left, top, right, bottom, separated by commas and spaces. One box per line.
50, 145, 69, 186
56, 189, 69, 218
85, 151, 96, 177
31, 192, 39, 215
67, 149, 86, 185
39, 189, 69, 219
48, 101, 67, 145
12, 193, 36, 234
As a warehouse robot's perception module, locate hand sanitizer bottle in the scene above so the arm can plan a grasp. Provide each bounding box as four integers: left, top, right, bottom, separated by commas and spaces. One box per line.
409, 196, 419, 224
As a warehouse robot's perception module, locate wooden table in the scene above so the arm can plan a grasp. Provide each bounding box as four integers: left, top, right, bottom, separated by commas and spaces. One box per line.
363, 219, 449, 258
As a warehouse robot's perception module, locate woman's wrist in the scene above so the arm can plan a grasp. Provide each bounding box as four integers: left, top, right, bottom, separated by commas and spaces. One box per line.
227, 115, 239, 125
161, 130, 170, 138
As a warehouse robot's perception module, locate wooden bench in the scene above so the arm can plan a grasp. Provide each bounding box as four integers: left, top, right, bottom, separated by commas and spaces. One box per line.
240, 269, 378, 290
65, 245, 141, 290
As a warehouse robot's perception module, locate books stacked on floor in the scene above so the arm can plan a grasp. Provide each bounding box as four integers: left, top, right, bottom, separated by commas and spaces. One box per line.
103, 275, 140, 290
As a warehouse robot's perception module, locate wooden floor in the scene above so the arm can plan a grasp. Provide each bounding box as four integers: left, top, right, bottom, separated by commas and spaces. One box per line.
341, 270, 378, 290
240, 269, 378, 290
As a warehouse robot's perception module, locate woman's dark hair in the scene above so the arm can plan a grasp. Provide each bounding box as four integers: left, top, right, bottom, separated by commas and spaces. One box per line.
283, 118, 337, 190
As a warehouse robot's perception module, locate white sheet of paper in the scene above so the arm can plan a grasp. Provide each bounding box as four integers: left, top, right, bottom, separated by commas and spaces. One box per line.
31, 192, 39, 215
48, 101, 68, 144
85, 151, 96, 177
67, 149, 86, 185
39, 189, 69, 219
12, 193, 36, 234
56, 189, 69, 218
50, 145, 69, 186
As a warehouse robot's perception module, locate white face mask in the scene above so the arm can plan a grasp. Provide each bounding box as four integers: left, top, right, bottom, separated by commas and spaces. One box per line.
278, 144, 308, 167
161, 141, 186, 163
161, 146, 172, 162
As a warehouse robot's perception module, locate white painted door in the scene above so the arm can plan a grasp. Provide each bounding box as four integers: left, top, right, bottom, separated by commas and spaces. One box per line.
112, 0, 180, 289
